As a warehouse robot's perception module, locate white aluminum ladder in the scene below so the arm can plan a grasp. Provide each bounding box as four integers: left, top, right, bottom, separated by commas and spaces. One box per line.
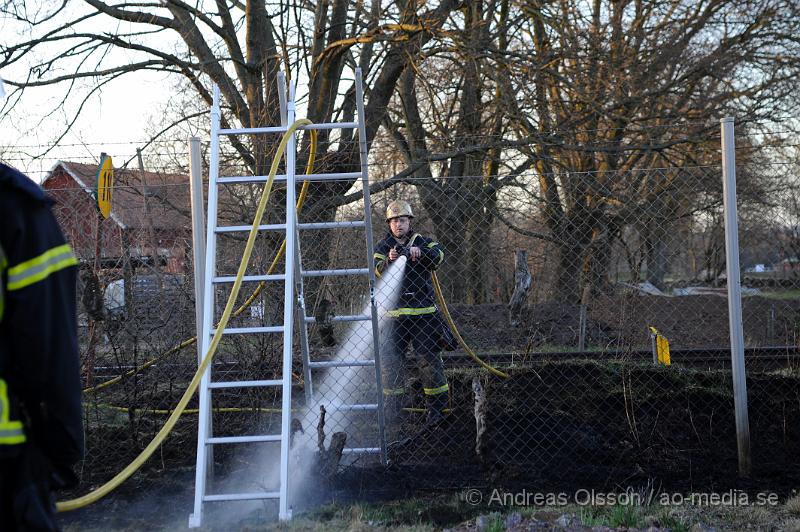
189, 69, 385, 527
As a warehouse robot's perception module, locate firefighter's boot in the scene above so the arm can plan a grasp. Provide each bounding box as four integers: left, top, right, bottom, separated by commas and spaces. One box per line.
424, 390, 449, 427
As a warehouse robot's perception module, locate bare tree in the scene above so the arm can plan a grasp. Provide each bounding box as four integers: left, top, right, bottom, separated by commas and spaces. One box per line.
495, 0, 800, 301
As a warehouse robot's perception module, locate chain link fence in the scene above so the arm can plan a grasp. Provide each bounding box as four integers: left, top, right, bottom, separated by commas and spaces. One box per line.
35, 124, 800, 504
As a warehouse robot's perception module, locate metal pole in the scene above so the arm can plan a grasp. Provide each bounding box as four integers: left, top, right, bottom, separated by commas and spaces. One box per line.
189, 86, 221, 529
356, 68, 388, 466
650, 332, 658, 365
578, 284, 590, 351
278, 82, 297, 522
137, 149, 157, 271
189, 137, 206, 365
720, 117, 752, 477
188, 136, 213, 485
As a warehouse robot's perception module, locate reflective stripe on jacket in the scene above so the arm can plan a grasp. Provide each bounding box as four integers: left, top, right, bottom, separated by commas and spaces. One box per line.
0, 378, 25, 445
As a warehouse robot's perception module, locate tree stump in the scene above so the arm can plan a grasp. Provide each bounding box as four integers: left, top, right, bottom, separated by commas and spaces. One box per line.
473, 376, 489, 466
508, 250, 532, 326
315, 405, 347, 480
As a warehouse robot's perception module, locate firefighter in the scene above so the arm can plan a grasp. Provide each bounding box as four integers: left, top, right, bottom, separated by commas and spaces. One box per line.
0, 162, 84, 531
374, 200, 448, 428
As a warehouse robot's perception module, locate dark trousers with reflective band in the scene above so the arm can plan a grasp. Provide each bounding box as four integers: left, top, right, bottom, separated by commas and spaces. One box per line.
382, 313, 449, 409
0, 444, 60, 532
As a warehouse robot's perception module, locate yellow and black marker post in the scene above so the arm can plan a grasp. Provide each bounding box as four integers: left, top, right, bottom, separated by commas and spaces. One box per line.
649, 326, 671, 366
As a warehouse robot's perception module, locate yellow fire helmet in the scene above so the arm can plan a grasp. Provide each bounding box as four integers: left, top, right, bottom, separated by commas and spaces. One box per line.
386, 200, 414, 221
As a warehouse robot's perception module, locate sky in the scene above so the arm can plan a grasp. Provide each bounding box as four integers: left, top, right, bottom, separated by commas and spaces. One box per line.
0, 69, 175, 182
0, 3, 189, 183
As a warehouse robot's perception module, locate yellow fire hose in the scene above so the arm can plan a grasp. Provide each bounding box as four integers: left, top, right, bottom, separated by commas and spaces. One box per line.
432, 272, 509, 379
57, 120, 315, 512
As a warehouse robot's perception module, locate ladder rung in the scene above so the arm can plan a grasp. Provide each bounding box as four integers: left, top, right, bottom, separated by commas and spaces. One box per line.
218, 122, 359, 136
324, 404, 377, 412
203, 491, 280, 502
305, 314, 371, 324
220, 126, 288, 135
342, 447, 381, 454
298, 220, 366, 230
216, 223, 286, 233
296, 172, 362, 182
308, 360, 375, 368
298, 121, 358, 131
213, 274, 285, 283
207, 434, 282, 444
218, 172, 361, 185
215, 221, 365, 233
208, 379, 283, 389
218, 175, 281, 185
301, 268, 369, 277
213, 326, 284, 335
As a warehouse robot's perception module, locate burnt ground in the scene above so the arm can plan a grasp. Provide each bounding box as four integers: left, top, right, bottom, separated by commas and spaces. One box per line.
61, 294, 800, 529
389, 363, 800, 494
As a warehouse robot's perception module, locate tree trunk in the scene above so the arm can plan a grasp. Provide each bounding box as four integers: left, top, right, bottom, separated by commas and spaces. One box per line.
555, 235, 586, 304
645, 224, 669, 290
508, 250, 531, 326
467, 183, 493, 304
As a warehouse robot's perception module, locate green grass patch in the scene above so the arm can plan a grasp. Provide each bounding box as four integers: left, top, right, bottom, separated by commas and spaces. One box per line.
299, 495, 482, 529
759, 289, 800, 300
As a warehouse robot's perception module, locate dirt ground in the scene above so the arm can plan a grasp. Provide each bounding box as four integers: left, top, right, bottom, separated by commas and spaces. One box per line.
448, 294, 800, 353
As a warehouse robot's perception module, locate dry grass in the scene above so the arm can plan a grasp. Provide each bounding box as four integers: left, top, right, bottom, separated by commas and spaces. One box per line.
786, 494, 800, 517
781, 518, 800, 532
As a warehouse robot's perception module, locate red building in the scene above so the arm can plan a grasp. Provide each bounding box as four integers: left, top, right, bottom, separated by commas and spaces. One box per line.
43, 161, 191, 274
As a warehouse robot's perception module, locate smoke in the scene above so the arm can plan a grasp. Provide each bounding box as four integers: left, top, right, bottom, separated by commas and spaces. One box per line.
287, 257, 406, 508
208, 258, 407, 522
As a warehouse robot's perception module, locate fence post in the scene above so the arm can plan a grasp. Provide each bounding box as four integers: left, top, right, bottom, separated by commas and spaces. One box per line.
189, 136, 212, 478
189, 137, 206, 364
720, 117, 752, 477
578, 284, 590, 351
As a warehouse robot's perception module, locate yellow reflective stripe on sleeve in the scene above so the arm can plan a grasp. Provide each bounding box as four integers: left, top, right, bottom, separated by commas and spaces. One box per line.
382, 387, 406, 396
387, 306, 436, 317
0, 420, 26, 444
0, 379, 10, 424
425, 242, 444, 266
0, 379, 26, 445
7, 243, 78, 291
424, 383, 450, 396
374, 253, 387, 278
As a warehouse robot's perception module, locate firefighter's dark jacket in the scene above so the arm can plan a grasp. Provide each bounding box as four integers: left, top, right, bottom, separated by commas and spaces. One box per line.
373, 232, 444, 315
0, 162, 84, 466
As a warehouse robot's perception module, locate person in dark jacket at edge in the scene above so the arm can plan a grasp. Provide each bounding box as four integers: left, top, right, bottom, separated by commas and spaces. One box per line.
374, 200, 449, 439
0, 161, 85, 531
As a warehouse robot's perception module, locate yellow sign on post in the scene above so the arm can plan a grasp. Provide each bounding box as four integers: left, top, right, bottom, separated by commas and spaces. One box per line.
648, 326, 671, 365
95, 156, 114, 218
